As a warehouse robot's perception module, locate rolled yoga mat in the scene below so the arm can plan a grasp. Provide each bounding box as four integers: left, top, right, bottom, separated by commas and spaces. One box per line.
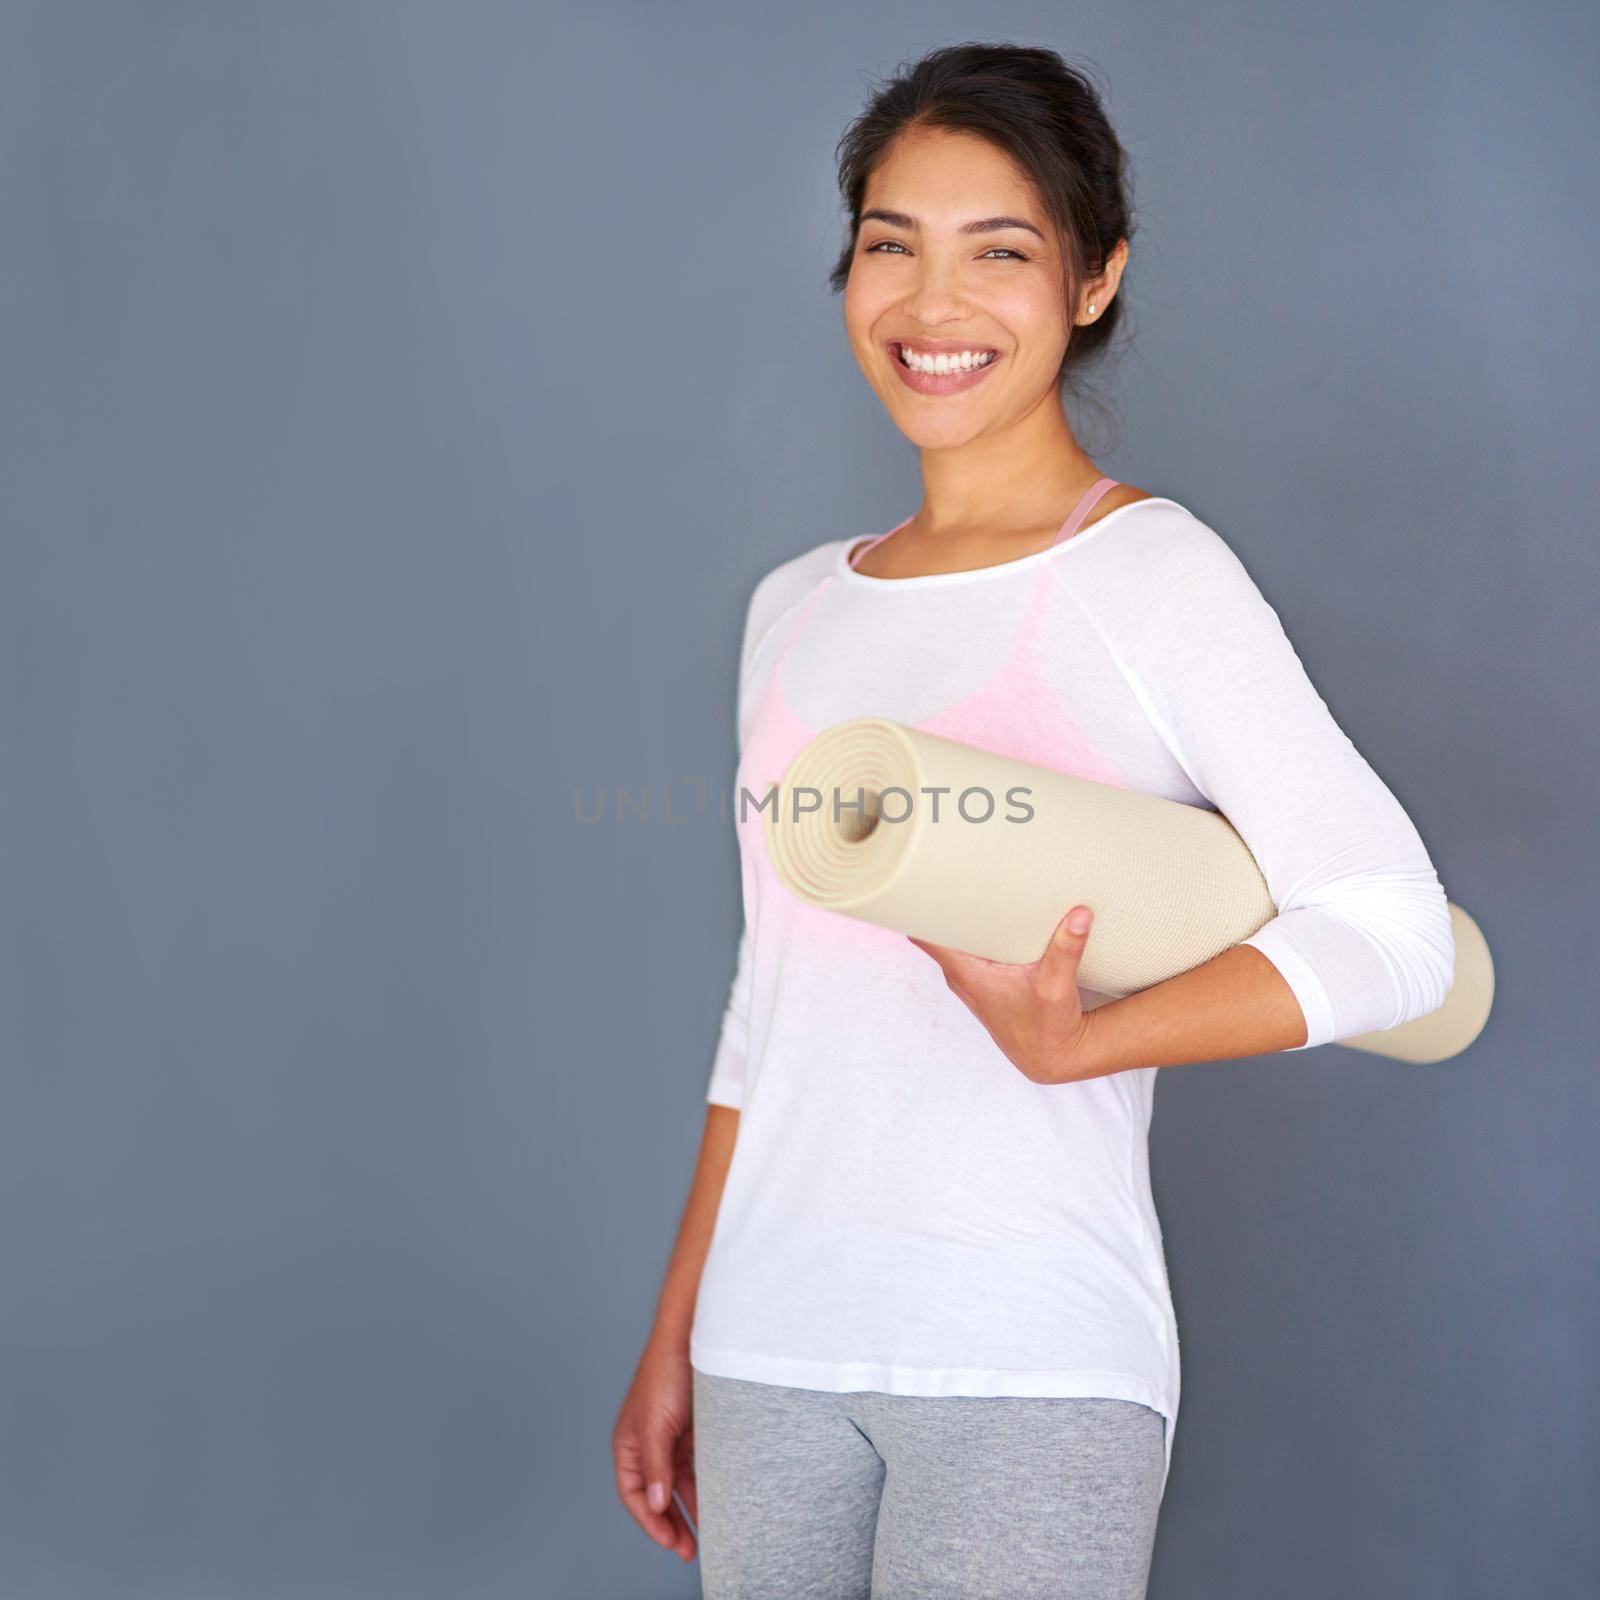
761, 717, 1493, 1063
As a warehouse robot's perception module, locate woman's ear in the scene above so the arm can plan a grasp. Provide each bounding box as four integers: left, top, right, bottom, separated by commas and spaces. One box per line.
1077, 237, 1129, 323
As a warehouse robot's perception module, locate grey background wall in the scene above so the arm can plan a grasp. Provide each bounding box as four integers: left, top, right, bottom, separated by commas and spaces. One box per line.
3, 2, 1594, 1597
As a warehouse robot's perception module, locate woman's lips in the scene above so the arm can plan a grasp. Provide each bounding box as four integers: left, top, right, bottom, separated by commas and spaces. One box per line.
887, 341, 1004, 396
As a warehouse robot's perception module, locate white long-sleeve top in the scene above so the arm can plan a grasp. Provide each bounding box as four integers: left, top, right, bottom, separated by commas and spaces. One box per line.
689, 495, 1454, 1491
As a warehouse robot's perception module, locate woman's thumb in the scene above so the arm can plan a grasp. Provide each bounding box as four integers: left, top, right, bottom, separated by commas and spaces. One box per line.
1052, 904, 1093, 949
1038, 905, 1093, 989
644, 1422, 676, 1513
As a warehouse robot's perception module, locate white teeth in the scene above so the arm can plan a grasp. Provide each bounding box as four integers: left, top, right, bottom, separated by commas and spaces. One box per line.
897, 345, 997, 374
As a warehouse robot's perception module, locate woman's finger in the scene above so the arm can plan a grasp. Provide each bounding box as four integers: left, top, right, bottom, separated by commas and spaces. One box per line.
1035, 905, 1093, 1000
613, 1429, 684, 1550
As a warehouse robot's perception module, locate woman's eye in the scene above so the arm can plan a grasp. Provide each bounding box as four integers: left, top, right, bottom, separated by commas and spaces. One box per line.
863, 241, 1028, 262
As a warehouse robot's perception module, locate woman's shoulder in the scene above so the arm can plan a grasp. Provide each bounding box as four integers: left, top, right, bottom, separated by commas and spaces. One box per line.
1064, 490, 1249, 577
743, 535, 844, 621
735, 535, 851, 677
752, 535, 850, 600
1049, 491, 1286, 647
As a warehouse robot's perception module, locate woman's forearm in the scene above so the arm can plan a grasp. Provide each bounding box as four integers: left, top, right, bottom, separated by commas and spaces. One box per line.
1071, 944, 1310, 1079
645, 1104, 741, 1354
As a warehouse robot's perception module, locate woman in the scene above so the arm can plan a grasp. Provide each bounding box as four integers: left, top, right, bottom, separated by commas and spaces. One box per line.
613, 42, 1454, 1600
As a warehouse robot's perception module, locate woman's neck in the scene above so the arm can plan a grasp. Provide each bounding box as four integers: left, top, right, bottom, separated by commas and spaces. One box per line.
910, 399, 1104, 543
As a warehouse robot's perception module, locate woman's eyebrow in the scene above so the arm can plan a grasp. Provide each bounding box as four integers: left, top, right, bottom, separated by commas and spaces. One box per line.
860, 208, 1045, 241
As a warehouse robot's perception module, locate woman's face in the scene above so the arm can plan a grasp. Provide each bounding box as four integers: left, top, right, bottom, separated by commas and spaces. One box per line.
843, 127, 1084, 451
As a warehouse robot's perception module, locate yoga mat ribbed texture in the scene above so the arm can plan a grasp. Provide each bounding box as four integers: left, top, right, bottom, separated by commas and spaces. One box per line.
763, 717, 1492, 1063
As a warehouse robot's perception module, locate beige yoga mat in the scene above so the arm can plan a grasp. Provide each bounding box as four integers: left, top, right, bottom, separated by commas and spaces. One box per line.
761, 717, 1493, 1063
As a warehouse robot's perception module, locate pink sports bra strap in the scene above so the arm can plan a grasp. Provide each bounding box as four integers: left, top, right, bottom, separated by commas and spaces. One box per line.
1050, 476, 1120, 546
846, 516, 912, 571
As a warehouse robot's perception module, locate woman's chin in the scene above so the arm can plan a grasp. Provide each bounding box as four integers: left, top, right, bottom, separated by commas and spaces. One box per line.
889, 411, 996, 450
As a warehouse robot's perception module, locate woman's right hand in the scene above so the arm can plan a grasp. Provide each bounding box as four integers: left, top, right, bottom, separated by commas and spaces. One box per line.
612, 1338, 699, 1563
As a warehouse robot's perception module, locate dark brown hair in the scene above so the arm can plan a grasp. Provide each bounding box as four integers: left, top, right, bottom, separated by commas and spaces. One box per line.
827, 42, 1136, 392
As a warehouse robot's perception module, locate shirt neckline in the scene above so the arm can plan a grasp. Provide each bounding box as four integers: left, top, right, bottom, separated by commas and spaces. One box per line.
835, 497, 1180, 589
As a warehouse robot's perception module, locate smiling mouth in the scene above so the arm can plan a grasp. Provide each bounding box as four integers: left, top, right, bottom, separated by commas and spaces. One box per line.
890, 341, 1001, 374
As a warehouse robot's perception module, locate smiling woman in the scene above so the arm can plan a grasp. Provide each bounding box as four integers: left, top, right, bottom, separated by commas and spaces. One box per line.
826, 93, 1147, 578
832, 53, 1131, 405
611, 40, 1456, 1600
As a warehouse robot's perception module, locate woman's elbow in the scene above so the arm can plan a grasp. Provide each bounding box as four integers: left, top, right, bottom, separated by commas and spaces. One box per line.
1374, 876, 1456, 1028
1416, 893, 1457, 1023
1311, 869, 1455, 1032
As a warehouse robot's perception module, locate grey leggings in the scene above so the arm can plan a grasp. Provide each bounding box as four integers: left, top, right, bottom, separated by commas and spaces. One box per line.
690, 1368, 1167, 1600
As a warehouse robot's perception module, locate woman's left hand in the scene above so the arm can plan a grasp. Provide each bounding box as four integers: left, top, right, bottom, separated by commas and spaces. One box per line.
907, 905, 1102, 1086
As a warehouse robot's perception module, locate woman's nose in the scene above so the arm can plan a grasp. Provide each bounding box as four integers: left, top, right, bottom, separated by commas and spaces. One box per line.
900, 260, 969, 323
